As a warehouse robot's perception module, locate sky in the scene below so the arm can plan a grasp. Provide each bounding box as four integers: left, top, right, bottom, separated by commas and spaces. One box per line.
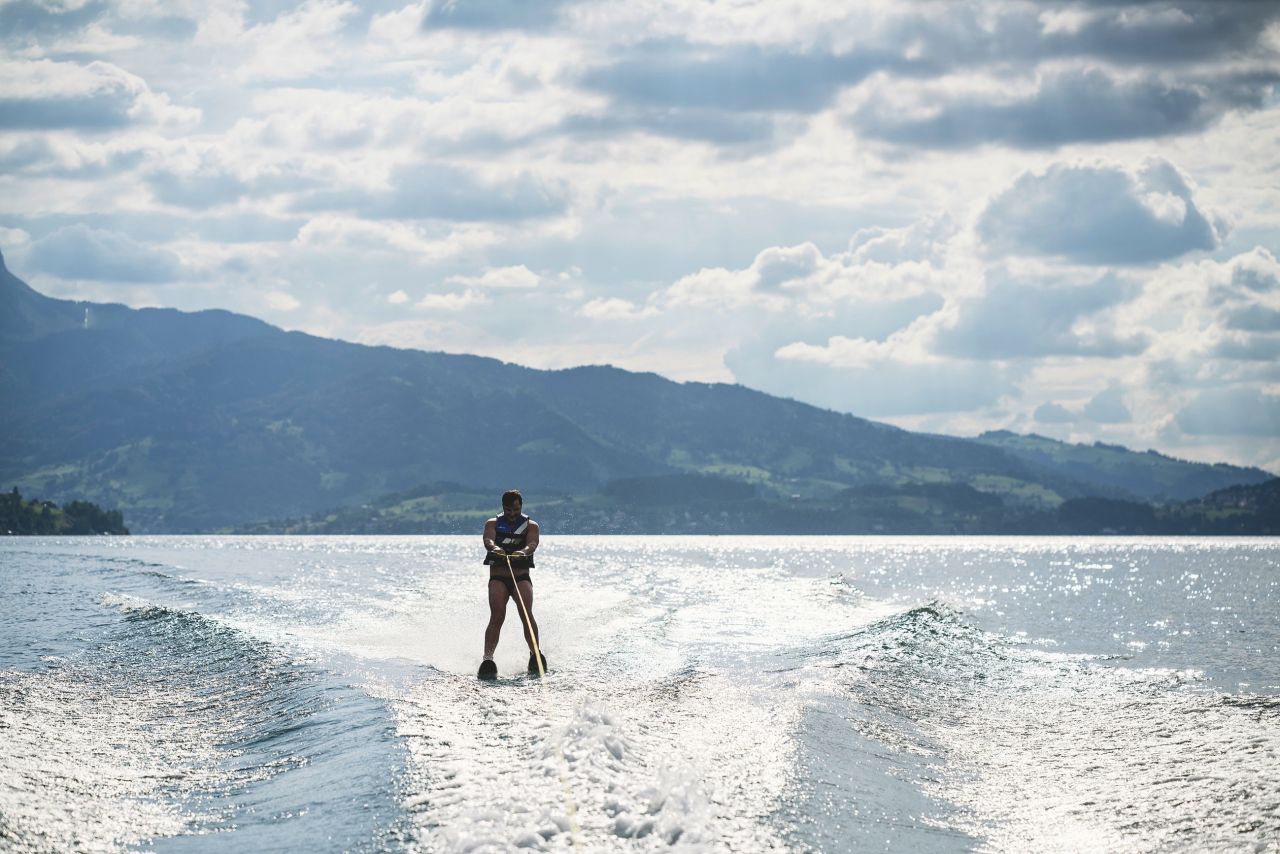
2, 0, 1279, 472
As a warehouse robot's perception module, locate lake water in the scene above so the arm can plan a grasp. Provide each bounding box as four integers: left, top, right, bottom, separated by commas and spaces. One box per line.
1, 536, 1277, 852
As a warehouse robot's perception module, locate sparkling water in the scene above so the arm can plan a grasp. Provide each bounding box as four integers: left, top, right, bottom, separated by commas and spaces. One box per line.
2, 536, 1277, 852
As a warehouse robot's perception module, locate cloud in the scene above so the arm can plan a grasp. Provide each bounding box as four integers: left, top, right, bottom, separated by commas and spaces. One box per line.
0, 138, 55, 172
422, 0, 571, 31
1031, 387, 1132, 425
0, 0, 107, 41
606, 222, 963, 417
0, 226, 32, 254
445, 264, 540, 289
416, 290, 488, 311
661, 265, 761, 309
295, 215, 498, 262
9, 208, 307, 246
1176, 388, 1280, 437
657, 235, 950, 314
848, 215, 957, 266
577, 297, 656, 321
0, 63, 136, 130
634, 223, 977, 419
230, 0, 360, 83
1199, 248, 1280, 361
509, 194, 879, 292
1034, 401, 1075, 424
548, 5, 1280, 154
978, 159, 1223, 265
191, 212, 305, 244
854, 67, 1276, 149
571, 5, 1280, 151
1041, 2, 1280, 65
563, 39, 919, 147
859, 2, 1280, 73
580, 42, 914, 115
735, 337, 1022, 417
719, 290, 945, 375
933, 271, 1147, 358
1081, 386, 1132, 423
295, 162, 567, 222
26, 224, 184, 283
751, 243, 822, 290
1223, 305, 1280, 332
1210, 334, 1280, 362
111, 12, 198, 42
148, 169, 249, 208
1225, 248, 1280, 295
262, 290, 300, 311
559, 108, 779, 147
6, 139, 147, 179
0, 59, 199, 131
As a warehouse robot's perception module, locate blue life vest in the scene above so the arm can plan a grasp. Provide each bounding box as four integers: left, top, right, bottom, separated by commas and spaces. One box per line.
485, 513, 535, 568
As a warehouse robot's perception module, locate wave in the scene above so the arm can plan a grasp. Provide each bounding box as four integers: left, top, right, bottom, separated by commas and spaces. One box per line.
805, 601, 1280, 851
388, 660, 799, 851
0, 593, 409, 853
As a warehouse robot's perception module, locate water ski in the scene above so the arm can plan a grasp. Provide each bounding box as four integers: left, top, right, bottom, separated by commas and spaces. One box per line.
477, 659, 498, 680
528, 652, 547, 675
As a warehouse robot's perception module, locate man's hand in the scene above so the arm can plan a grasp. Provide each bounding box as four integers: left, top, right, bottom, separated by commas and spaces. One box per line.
509, 550, 527, 558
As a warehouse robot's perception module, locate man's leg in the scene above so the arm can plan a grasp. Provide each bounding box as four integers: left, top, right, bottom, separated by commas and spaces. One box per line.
484, 579, 508, 658
513, 579, 540, 653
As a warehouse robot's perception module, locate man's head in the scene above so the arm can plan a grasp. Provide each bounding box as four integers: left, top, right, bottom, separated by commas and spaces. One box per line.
501, 489, 523, 517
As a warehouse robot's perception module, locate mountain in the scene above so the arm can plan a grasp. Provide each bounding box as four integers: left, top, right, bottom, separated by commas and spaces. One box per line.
1165, 477, 1280, 534
0, 249, 85, 344
972, 430, 1271, 503
1, 252, 1271, 532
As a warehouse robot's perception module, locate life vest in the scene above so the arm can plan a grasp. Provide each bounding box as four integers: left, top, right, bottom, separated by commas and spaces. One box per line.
485, 513, 535, 569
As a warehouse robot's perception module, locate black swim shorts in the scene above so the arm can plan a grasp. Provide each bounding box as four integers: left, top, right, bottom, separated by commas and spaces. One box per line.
490, 574, 531, 594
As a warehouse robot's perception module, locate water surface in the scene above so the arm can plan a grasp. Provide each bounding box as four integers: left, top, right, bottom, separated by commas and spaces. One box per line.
1, 536, 1277, 851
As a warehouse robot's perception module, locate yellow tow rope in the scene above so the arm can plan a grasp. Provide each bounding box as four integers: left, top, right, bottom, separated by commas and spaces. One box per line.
505, 553, 582, 848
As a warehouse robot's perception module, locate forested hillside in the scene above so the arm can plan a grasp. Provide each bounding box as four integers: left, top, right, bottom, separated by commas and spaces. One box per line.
2, 252, 1270, 532
0, 487, 128, 535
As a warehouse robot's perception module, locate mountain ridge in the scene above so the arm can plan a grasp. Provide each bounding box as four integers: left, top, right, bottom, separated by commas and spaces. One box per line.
972, 430, 1268, 503
1, 254, 1270, 532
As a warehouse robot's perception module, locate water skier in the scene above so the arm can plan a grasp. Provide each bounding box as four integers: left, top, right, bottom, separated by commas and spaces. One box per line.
478, 489, 546, 679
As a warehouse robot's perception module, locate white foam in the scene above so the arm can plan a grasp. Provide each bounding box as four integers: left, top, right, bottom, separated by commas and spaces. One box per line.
95, 592, 156, 612
911, 648, 1278, 850
0, 665, 227, 852
387, 669, 799, 851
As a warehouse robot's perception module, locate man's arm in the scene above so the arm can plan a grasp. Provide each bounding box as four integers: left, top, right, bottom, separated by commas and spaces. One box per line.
483, 518, 502, 555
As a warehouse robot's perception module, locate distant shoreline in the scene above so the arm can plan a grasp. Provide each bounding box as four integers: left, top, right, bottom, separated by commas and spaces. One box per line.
1, 488, 129, 536
228, 485, 1279, 538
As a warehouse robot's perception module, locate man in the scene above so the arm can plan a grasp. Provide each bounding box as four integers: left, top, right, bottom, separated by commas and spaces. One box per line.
478, 489, 546, 679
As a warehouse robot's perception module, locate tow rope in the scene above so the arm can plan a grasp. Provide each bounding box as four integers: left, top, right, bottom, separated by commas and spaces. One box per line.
506, 554, 582, 848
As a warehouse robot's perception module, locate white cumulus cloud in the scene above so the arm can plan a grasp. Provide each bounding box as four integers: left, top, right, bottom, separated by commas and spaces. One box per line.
446, 264, 540, 289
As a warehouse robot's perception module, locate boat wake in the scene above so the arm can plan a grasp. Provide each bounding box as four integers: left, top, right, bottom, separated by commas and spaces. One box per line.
3, 536, 1277, 852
